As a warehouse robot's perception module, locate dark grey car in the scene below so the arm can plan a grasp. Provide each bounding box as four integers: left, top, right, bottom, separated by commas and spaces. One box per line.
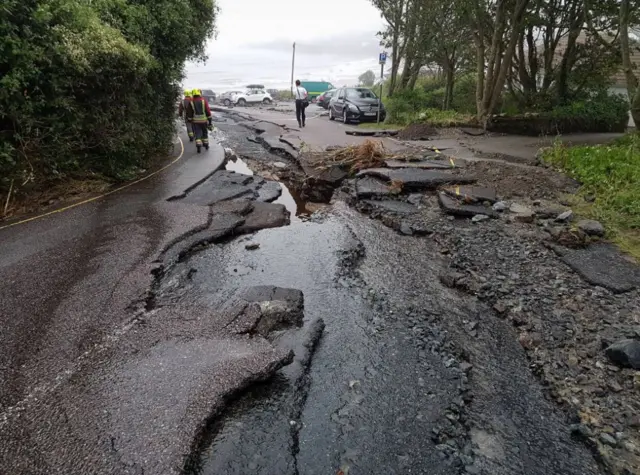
328, 87, 386, 123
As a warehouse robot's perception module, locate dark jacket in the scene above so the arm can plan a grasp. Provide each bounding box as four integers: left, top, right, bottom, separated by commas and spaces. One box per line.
178, 97, 192, 119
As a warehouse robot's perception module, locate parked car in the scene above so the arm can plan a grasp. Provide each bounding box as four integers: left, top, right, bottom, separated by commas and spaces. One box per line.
220, 90, 243, 106
328, 87, 386, 123
201, 89, 216, 104
228, 88, 273, 106
316, 89, 336, 109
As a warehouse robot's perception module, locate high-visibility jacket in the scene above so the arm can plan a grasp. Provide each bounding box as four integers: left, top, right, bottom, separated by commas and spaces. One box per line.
187, 97, 211, 124
178, 97, 193, 119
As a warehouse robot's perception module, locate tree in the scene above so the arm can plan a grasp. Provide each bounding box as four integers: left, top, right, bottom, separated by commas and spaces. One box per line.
371, 0, 409, 96
359, 70, 376, 87
0, 0, 219, 198
584, 0, 640, 129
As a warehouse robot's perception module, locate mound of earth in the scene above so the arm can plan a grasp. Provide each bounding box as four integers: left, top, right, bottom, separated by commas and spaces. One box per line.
397, 123, 438, 141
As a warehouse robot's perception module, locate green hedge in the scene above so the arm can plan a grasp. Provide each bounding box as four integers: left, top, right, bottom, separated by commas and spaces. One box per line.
0, 0, 217, 193
489, 92, 629, 135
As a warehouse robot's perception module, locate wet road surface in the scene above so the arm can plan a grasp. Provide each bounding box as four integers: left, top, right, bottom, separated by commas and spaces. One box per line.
0, 108, 609, 475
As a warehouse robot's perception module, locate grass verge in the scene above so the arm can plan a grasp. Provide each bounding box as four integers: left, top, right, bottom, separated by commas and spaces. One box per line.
543, 132, 640, 259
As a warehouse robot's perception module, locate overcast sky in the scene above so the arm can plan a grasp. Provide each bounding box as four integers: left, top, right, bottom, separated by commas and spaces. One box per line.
184, 0, 386, 92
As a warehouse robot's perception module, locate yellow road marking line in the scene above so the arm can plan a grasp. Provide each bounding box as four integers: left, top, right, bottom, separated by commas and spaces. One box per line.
0, 137, 185, 231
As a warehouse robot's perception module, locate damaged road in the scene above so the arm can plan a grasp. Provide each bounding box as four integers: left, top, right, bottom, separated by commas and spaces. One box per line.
1, 106, 638, 475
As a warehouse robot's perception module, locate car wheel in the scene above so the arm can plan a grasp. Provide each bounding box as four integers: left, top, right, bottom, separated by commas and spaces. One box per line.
237, 98, 246, 106
329, 107, 335, 121
263, 98, 271, 104
343, 109, 349, 124
224, 99, 231, 106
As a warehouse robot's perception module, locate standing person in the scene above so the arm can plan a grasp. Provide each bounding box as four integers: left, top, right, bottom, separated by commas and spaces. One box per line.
178, 89, 194, 141
293, 80, 308, 128
187, 89, 212, 153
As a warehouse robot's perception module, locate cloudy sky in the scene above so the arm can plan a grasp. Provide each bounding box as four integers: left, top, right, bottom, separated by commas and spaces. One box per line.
184, 0, 386, 92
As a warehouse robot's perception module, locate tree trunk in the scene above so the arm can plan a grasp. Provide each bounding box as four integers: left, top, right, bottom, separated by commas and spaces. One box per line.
444, 62, 455, 109
620, 0, 639, 130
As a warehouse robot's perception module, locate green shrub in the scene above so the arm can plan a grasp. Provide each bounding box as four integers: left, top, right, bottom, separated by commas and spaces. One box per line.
490, 91, 629, 135
451, 74, 477, 114
548, 91, 629, 130
0, 0, 218, 195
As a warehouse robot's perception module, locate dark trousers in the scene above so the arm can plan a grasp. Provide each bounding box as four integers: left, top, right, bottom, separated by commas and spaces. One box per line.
193, 122, 208, 145
295, 100, 306, 126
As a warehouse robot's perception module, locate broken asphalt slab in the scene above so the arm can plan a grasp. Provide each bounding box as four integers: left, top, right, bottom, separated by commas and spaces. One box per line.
354, 176, 393, 198
442, 185, 498, 204
438, 192, 498, 218
256, 135, 299, 159
0, 292, 298, 475
279, 134, 303, 151
356, 168, 476, 190
552, 243, 640, 293
384, 159, 454, 170
179, 170, 282, 206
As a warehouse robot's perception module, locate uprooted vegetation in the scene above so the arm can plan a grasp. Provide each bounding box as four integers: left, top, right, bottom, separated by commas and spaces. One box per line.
312, 140, 388, 173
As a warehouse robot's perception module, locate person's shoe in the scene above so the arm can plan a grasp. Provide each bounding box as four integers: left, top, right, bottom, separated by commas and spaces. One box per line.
298, 122, 302, 128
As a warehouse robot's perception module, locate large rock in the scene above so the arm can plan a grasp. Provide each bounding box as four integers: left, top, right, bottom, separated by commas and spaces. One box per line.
605, 339, 640, 369
509, 203, 535, 223
438, 192, 497, 218
356, 168, 475, 190
577, 219, 605, 237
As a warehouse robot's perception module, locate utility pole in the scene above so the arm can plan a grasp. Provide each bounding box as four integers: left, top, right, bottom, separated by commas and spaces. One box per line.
377, 52, 387, 125
291, 42, 296, 97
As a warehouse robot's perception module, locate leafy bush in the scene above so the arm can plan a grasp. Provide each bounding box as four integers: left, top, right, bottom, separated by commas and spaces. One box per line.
490, 91, 629, 135
0, 0, 218, 197
451, 74, 478, 114
544, 133, 640, 257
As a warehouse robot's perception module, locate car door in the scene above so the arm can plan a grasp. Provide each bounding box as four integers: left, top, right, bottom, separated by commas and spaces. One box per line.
333, 88, 346, 115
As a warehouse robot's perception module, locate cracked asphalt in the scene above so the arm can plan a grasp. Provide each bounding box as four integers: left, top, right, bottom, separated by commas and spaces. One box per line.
0, 106, 620, 474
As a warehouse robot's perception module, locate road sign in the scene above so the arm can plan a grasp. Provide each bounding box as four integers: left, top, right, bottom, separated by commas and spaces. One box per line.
379, 52, 387, 65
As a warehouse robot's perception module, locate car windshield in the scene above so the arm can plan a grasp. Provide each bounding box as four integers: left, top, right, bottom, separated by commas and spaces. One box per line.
346, 88, 377, 100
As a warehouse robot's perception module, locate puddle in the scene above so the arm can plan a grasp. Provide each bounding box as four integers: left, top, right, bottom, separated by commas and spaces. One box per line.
224, 155, 311, 220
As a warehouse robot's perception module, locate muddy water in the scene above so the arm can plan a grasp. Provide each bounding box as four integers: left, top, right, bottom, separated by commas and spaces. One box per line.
224, 155, 310, 219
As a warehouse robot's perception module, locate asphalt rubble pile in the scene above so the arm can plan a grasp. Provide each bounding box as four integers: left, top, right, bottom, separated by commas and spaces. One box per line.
335, 142, 640, 475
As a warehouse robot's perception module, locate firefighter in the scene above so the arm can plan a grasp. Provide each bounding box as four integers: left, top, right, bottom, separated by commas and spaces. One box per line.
178, 89, 195, 141
188, 89, 212, 153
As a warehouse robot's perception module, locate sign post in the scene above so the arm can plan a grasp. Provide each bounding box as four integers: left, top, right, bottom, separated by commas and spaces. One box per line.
290, 42, 296, 97
377, 52, 387, 125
